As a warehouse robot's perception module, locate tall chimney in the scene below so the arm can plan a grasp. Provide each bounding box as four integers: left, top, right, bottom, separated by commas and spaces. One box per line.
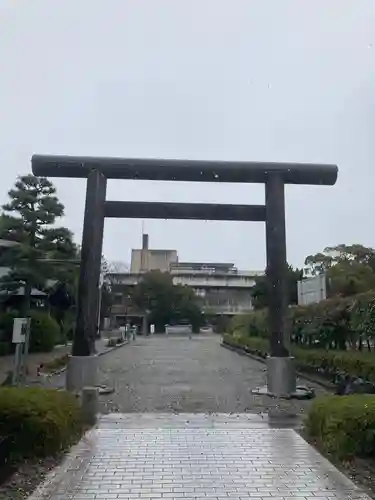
142, 233, 149, 250
140, 233, 149, 272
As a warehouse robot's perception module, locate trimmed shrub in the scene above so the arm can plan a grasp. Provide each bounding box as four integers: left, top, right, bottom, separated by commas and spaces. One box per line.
222, 334, 375, 383
0, 310, 60, 353
28, 310, 60, 352
231, 310, 269, 339
223, 333, 268, 354
306, 395, 375, 459
229, 291, 375, 351
0, 387, 84, 458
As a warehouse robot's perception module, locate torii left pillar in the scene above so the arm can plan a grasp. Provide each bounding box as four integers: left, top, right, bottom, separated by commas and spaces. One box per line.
66, 169, 107, 392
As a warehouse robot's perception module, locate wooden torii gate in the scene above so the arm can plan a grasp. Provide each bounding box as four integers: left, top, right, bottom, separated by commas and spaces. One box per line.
32, 155, 338, 395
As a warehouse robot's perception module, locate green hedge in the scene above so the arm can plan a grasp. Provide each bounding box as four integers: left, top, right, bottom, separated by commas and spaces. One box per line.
306, 395, 375, 459
222, 334, 375, 383
0, 310, 60, 355
226, 290, 375, 382
230, 291, 375, 351
0, 387, 84, 458
28, 310, 60, 352
223, 333, 268, 356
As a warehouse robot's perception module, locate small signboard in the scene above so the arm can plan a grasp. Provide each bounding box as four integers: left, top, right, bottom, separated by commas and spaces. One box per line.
12, 318, 30, 344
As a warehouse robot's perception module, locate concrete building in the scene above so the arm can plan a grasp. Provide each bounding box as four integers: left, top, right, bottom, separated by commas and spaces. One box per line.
107, 235, 263, 328
130, 234, 178, 273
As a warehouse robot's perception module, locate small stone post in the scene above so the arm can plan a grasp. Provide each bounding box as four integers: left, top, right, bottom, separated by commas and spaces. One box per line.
81, 386, 99, 425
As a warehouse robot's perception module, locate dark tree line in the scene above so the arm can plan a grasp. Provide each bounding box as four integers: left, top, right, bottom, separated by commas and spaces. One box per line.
131, 270, 203, 332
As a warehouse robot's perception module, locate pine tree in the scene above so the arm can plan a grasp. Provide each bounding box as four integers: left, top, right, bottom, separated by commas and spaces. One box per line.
0, 174, 77, 314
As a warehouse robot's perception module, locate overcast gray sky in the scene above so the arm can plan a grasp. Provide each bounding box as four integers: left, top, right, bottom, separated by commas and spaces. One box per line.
1, 0, 374, 270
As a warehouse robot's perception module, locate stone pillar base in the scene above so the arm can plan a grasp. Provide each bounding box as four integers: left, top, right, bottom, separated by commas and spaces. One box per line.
66, 355, 98, 393
81, 386, 99, 425
267, 356, 296, 397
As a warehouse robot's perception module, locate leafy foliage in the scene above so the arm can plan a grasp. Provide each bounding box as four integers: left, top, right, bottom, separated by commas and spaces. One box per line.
229, 291, 375, 352
306, 395, 375, 460
304, 252, 333, 276
223, 333, 375, 384
0, 387, 84, 458
251, 265, 303, 310
0, 175, 77, 304
28, 310, 60, 352
132, 270, 203, 332
304, 244, 375, 297
0, 310, 60, 353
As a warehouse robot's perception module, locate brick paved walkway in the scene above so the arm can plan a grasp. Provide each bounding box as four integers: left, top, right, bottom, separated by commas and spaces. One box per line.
29, 413, 370, 500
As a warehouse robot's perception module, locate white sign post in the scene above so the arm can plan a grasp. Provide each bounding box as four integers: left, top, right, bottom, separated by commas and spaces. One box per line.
12, 318, 28, 343
12, 318, 31, 386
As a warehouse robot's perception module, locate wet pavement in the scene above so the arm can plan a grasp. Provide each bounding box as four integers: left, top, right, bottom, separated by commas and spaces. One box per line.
28, 413, 371, 500
98, 335, 326, 416
26, 335, 371, 499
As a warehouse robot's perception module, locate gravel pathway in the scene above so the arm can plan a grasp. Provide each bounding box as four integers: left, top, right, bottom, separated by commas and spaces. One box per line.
98, 334, 327, 415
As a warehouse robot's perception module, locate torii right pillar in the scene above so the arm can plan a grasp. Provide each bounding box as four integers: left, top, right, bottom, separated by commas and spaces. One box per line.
265, 171, 296, 396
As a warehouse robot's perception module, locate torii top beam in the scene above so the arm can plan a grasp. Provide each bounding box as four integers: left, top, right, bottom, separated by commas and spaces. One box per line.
32, 154, 338, 186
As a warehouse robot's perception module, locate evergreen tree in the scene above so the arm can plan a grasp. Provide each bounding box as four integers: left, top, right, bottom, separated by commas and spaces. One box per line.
0, 174, 77, 314
132, 270, 203, 332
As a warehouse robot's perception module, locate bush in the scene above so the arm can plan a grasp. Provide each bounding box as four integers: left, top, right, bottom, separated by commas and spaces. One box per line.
222, 334, 375, 383
230, 310, 269, 339
306, 395, 375, 459
0, 387, 84, 458
214, 315, 231, 334
225, 290, 375, 383
229, 291, 375, 351
0, 310, 60, 353
29, 311, 60, 352
223, 333, 268, 354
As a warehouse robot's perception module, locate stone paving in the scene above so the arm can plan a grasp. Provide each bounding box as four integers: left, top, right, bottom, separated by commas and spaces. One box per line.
25, 335, 372, 499
29, 413, 371, 500
98, 335, 326, 416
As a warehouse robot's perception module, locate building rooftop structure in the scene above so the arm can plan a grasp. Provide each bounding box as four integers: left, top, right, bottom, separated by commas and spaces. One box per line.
107, 234, 264, 325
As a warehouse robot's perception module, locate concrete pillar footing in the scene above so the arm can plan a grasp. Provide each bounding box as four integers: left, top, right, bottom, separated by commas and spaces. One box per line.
81, 386, 99, 425
267, 356, 296, 396
66, 355, 98, 393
